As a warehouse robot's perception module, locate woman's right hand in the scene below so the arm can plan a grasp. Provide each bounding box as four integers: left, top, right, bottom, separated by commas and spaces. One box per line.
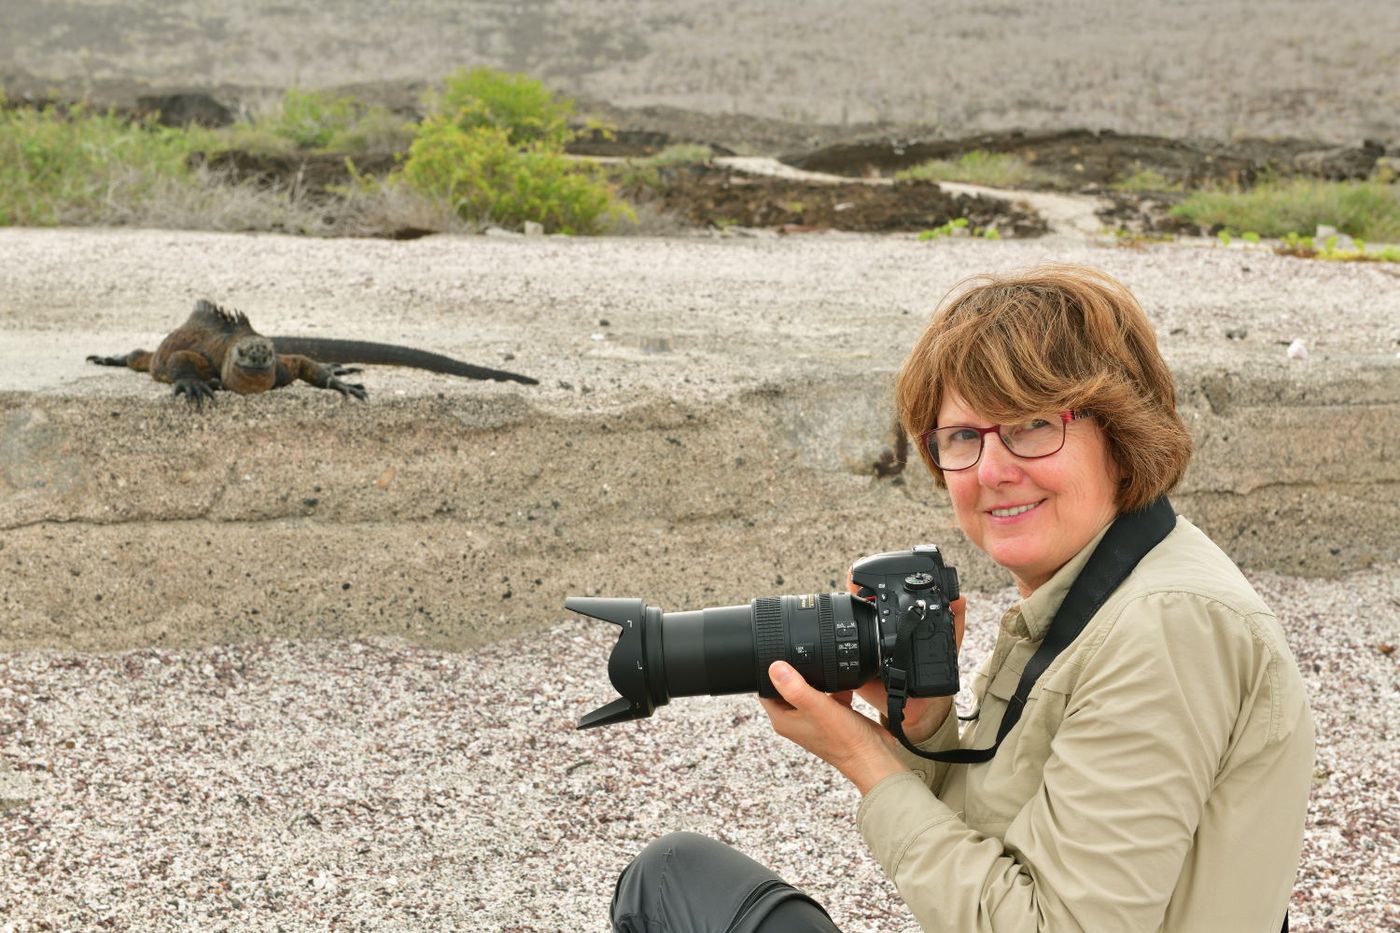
855, 596, 966, 745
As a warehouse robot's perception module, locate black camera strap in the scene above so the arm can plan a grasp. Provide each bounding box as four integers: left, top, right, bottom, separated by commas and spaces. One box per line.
885, 496, 1177, 764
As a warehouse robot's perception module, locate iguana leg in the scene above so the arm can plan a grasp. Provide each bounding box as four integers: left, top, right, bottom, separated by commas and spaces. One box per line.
275, 355, 367, 400
157, 350, 221, 408
88, 348, 216, 407
86, 350, 153, 371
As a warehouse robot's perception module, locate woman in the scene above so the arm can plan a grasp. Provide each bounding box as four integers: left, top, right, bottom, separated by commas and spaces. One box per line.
611, 265, 1314, 932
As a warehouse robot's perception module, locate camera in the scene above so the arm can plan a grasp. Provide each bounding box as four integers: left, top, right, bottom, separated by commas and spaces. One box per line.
568, 546, 959, 729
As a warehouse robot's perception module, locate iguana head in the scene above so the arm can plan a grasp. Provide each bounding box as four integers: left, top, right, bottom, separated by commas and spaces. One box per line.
222, 335, 277, 393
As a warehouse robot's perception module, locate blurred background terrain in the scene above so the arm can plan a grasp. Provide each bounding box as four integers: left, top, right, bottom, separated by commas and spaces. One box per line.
4, 0, 1397, 145
4, 0, 1398, 243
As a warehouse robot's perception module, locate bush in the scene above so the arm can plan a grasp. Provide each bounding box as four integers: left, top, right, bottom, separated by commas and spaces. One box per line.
0, 96, 425, 234
428, 67, 576, 149
0, 102, 208, 225
223, 88, 415, 153
400, 118, 624, 234
896, 150, 1047, 188
1276, 232, 1400, 264
276, 89, 360, 149
0, 70, 633, 236
1172, 178, 1400, 242
399, 68, 631, 233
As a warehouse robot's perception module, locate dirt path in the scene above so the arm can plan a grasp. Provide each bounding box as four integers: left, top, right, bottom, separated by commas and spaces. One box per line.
715, 156, 1111, 237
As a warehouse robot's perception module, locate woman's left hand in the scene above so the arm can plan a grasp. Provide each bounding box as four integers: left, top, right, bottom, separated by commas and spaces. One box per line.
759, 660, 907, 795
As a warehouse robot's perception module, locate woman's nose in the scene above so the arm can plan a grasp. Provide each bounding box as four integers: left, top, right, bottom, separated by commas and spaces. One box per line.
977, 432, 1022, 485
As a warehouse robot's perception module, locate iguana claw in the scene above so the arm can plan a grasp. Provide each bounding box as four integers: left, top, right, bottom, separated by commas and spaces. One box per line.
328, 376, 368, 401
173, 378, 217, 408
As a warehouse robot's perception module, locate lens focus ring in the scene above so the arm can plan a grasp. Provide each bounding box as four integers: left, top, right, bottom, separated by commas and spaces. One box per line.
753, 596, 785, 697
817, 594, 838, 690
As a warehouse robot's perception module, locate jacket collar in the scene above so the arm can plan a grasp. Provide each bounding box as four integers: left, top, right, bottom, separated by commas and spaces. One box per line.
1007, 519, 1116, 642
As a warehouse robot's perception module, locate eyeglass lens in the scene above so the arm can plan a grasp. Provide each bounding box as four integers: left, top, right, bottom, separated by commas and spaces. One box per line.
929, 416, 1068, 470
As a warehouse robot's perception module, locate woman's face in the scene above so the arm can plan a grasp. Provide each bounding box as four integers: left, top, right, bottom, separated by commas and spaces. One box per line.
937, 393, 1122, 596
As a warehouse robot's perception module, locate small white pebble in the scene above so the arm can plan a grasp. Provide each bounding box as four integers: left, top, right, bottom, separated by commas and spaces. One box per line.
1287, 339, 1308, 360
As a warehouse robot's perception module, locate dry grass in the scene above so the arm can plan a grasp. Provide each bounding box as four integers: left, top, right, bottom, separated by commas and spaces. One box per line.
1172, 178, 1400, 241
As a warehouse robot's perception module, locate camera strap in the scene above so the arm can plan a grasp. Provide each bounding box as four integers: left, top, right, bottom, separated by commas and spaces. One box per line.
885, 495, 1177, 764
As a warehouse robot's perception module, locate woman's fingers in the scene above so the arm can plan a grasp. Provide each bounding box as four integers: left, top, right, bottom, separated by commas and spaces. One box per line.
768, 660, 819, 710
762, 661, 908, 794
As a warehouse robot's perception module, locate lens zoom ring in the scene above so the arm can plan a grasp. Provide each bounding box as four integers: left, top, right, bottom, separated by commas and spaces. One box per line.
817, 594, 838, 690
753, 597, 786, 693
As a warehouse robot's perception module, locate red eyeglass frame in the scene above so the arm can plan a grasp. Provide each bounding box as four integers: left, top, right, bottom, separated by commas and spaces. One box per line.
918, 410, 1086, 471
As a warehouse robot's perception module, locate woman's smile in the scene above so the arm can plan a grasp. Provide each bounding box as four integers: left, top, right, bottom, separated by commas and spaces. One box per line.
985, 500, 1045, 520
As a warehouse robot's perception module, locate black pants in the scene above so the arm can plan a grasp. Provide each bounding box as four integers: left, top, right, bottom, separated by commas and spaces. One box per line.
611, 832, 841, 933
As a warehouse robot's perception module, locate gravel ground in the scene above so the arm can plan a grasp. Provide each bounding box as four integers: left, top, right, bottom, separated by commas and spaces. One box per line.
2, 562, 1395, 932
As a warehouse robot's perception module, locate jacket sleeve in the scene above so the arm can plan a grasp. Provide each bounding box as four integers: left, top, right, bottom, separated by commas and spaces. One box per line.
857, 591, 1263, 932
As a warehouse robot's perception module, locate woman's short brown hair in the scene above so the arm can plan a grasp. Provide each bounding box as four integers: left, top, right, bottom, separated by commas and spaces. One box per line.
895, 264, 1192, 512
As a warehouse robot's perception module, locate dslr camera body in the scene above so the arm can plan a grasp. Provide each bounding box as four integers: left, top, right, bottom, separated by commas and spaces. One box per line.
568, 546, 959, 729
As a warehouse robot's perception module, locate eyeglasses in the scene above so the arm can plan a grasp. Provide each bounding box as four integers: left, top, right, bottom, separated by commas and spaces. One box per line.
919, 411, 1086, 471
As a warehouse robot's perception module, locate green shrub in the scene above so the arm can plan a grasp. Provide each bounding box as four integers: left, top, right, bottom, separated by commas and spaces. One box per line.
897, 150, 1046, 188
0, 70, 630, 236
400, 118, 625, 233
399, 68, 631, 233
1276, 232, 1400, 264
916, 218, 970, 240
1172, 178, 1400, 242
224, 88, 414, 153
429, 67, 576, 149
0, 103, 207, 225
323, 106, 415, 153
276, 88, 360, 149
916, 217, 1006, 241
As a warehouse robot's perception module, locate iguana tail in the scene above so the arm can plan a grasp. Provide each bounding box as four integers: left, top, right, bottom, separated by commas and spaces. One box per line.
265, 337, 539, 385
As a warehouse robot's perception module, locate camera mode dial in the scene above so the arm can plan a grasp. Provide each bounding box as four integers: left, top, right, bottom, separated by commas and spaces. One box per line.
903, 571, 937, 591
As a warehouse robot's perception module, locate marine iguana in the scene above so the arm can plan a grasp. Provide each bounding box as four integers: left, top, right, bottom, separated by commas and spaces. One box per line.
87, 299, 539, 406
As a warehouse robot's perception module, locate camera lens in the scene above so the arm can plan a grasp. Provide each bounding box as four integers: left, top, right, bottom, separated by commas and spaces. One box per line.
567, 592, 880, 728
670, 593, 877, 699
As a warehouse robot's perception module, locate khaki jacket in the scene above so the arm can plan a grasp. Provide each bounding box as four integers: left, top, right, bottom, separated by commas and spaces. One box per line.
857, 517, 1314, 932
